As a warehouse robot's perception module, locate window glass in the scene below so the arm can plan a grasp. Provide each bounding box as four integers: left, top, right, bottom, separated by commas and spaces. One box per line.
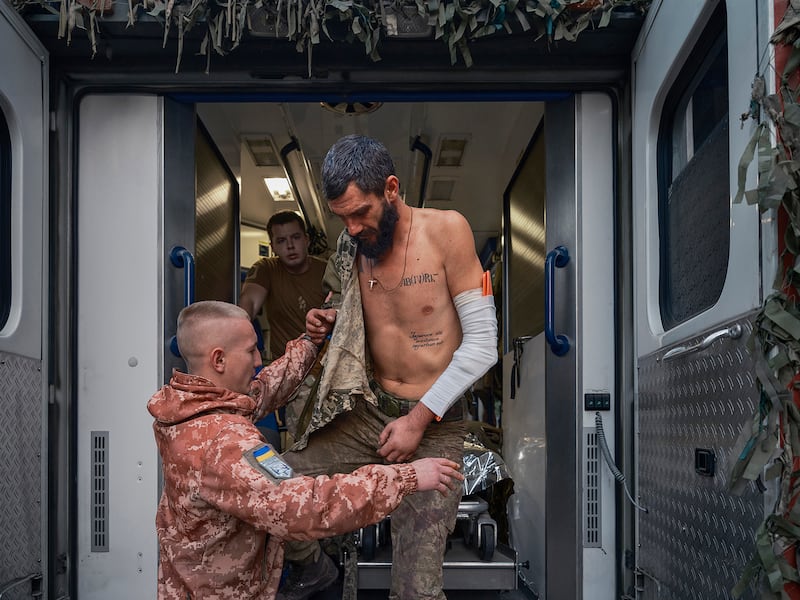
0, 109, 10, 329
658, 7, 729, 330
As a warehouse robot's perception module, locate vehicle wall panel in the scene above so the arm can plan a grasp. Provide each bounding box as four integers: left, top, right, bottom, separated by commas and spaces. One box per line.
0, 351, 43, 600
637, 312, 762, 600
0, 3, 48, 597
76, 94, 161, 600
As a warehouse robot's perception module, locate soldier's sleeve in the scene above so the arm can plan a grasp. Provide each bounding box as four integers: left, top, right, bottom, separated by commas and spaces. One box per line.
250, 336, 318, 421
243, 257, 268, 287
321, 230, 357, 309
200, 421, 417, 540
321, 249, 342, 309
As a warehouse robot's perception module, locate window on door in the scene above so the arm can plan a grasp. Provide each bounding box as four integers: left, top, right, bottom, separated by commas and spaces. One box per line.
657, 3, 729, 331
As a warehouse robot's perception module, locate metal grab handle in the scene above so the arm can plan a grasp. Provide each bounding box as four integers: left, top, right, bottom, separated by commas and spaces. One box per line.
169, 246, 195, 358
170, 245, 195, 307
0, 573, 42, 598
544, 246, 570, 356
662, 323, 743, 361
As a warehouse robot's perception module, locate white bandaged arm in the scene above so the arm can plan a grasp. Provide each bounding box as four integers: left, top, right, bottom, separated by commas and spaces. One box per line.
419, 288, 498, 418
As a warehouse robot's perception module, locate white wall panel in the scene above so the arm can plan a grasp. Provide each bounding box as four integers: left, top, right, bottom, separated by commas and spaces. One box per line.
77, 94, 162, 600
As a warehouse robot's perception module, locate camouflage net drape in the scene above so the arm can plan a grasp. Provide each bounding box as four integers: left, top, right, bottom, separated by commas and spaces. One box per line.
12, 0, 650, 72
732, 3, 800, 597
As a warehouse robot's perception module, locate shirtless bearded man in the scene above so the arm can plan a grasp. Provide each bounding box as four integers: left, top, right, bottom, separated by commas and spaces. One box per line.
279, 135, 498, 600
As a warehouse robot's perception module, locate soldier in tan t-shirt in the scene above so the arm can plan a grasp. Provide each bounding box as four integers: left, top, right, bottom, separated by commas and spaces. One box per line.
240, 210, 327, 447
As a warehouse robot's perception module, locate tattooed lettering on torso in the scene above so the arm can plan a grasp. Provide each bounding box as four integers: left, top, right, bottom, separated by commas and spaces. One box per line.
410, 330, 444, 350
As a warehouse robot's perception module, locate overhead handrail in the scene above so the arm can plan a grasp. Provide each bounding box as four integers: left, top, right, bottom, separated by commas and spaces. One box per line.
279, 138, 309, 218
544, 245, 570, 356
280, 137, 328, 253
410, 136, 432, 208
169, 245, 196, 357
662, 323, 743, 361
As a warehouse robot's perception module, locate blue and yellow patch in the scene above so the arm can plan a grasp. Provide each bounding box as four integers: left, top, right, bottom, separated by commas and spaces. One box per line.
244, 443, 294, 480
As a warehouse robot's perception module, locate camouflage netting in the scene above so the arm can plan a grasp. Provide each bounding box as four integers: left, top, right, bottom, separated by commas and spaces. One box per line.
733, 3, 800, 597
12, 0, 651, 72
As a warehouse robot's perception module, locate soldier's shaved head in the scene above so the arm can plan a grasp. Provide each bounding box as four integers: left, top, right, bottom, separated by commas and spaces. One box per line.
177, 301, 251, 372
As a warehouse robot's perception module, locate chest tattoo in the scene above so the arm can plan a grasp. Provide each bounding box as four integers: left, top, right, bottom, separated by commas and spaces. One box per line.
400, 271, 439, 288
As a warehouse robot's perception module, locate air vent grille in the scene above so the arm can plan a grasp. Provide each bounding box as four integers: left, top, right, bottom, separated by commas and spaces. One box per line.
91, 431, 109, 552
244, 137, 281, 167
428, 179, 456, 202
584, 429, 601, 548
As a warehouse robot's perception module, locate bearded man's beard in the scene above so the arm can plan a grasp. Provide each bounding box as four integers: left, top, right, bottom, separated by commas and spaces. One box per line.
359, 201, 399, 260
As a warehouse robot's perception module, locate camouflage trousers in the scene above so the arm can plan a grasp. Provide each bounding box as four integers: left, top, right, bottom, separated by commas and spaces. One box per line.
282, 397, 466, 600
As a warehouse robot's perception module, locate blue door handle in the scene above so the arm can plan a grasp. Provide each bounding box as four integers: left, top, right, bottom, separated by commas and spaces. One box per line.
545, 245, 570, 356
170, 245, 195, 307
169, 246, 195, 357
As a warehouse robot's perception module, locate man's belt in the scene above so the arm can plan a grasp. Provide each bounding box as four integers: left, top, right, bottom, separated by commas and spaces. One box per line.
369, 380, 463, 422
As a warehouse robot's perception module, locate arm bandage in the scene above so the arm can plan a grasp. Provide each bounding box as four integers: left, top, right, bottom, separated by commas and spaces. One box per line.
419, 288, 498, 418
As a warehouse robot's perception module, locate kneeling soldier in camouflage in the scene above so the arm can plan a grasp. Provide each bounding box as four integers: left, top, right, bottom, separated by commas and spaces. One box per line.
148, 301, 463, 600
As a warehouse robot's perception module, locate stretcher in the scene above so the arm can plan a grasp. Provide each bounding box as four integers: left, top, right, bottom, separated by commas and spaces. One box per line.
351, 440, 520, 591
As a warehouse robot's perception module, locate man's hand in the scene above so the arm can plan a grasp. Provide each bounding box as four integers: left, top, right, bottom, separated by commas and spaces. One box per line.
305, 307, 336, 345
410, 457, 464, 496
378, 404, 435, 462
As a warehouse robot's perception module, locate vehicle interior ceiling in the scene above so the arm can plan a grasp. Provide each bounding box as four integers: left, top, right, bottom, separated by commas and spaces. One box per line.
198, 100, 537, 264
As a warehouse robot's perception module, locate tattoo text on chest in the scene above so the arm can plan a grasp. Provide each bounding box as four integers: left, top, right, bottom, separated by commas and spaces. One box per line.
398, 271, 438, 288
410, 330, 444, 350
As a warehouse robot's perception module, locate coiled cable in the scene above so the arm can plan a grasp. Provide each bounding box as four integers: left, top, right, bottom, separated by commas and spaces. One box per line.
595, 412, 648, 513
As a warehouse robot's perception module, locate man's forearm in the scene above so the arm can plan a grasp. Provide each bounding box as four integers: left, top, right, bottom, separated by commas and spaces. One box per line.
238, 297, 258, 320
408, 401, 436, 430
207, 454, 416, 540
419, 288, 498, 417
251, 336, 318, 419
278, 463, 418, 540
239, 282, 268, 320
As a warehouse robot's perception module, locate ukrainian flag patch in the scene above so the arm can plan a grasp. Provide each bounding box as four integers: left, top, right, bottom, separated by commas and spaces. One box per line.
244, 443, 294, 480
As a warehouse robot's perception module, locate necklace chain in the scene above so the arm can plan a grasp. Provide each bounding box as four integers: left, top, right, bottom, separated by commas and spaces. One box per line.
368, 209, 413, 292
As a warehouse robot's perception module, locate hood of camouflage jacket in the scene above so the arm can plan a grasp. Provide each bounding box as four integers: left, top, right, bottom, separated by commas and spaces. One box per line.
147, 370, 256, 425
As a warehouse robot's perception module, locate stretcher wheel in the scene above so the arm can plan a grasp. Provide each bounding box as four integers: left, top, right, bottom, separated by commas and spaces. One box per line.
361, 524, 377, 561
478, 523, 495, 561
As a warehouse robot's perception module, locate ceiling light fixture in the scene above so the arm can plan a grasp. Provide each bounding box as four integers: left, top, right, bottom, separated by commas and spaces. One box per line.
264, 177, 294, 201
